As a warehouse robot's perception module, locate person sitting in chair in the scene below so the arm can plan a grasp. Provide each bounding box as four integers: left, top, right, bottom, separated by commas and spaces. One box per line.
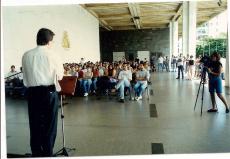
5, 65, 20, 96
134, 63, 148, 101
108, 64, 117, 93
82, 65, 93, 97
115, 63, 132, 103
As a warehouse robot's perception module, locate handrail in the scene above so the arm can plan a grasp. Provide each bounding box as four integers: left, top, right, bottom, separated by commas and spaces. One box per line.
4, 72, 22, 79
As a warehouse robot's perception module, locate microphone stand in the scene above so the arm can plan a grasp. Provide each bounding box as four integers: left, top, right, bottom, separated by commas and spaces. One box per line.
54, 77, 77, 156
54, 94, 76, 156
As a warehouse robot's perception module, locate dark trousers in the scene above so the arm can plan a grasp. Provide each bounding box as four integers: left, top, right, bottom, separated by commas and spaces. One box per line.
178, 66, 184, 79
27, 85, 58, 157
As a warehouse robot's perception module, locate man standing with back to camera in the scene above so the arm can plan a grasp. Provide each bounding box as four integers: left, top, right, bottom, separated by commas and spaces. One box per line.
22, 28, 63, 157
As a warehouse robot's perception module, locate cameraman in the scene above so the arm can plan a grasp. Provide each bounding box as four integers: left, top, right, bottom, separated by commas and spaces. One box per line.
206, 52, 229, 113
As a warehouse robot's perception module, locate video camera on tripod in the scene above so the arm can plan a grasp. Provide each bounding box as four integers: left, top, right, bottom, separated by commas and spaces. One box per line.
200, 55, 211, 81
194, 54, 211, 116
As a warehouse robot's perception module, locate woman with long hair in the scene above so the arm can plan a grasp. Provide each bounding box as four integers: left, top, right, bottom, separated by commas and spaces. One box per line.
207, 52, 229, 113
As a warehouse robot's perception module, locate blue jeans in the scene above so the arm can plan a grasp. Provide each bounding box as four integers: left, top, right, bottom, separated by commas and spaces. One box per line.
177, 65, 184, 78
134, 81, 147, 97
92, 77, 97, 91
158, 63, 163, 72
221, 73, 225, 80
209, 76, 222, 94
83, 79, 92, 93
116, 79, 130, 99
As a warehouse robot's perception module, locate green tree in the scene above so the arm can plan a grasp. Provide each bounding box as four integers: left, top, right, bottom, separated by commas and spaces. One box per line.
196, 37, 227, 57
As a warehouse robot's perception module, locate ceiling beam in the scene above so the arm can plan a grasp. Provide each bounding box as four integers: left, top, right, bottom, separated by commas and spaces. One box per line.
142, 21, 170, 25
99, 11, 175, 20
99, 13, 131, 19
84, 4, 128, 10
197, 6, 227, 12
109, 23, 134, 27
113, 26, 136, 30
140, 2, 180, 6
141, 16, 171, 20
140, 3, 180, 8
80, 4, 113, 31
128, 3, 141, 29
171, 3, 183, 21
141, 11, 176, 17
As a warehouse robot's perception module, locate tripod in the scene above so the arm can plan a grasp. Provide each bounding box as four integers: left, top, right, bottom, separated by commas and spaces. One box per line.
194, 69, 208, 116
54, 76, 77, 156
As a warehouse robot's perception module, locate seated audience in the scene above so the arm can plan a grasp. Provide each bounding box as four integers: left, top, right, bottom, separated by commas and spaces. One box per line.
92, 65, 99, 93
108, 64, 117, 92
82, 66, 93, 96
134, 63, 148, 101
115, 63, 132, 103
6, 65, 19, 81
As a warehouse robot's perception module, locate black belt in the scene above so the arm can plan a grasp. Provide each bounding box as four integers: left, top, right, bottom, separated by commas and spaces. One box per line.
29, 85, 56, 92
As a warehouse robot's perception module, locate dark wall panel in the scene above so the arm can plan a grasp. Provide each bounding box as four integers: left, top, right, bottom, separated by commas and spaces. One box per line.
100, 28, 170, 62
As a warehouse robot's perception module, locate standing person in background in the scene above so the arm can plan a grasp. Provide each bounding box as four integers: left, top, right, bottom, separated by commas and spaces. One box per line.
80, 58, 85, 66
164, 56, 170, 72
185, 54, 189, 74
194, 56, 201, 79
135, 56, 140, 64
22, 28, 63, 157
187, 55, 195, 80
176, 55, 184, 79
157, 55, 164, 72
220, 56, 225, 80
172, 56, 177, 72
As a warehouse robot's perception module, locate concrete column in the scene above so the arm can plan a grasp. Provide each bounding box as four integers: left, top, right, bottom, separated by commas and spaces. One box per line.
225, 0, 230, 87
170, 22, 173, 55
169, 22, 173, 71
226, 31, 229, 87
172, 21, 179, 56
170, 21, 178, 71
182, 1, 197, 57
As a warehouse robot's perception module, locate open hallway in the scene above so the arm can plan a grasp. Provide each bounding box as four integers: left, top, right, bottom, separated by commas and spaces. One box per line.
6, 72, 230, 157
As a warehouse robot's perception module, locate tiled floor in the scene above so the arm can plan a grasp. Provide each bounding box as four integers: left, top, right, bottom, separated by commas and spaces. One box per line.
5, 72, 230, 157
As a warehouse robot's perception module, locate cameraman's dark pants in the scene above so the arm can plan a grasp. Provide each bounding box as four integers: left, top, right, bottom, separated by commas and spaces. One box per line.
27, 85, 58, 157
177, 65, 184, 79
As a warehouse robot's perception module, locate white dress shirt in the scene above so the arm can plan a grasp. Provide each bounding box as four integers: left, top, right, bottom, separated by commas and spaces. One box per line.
22, 46, 63, 91
118, 70, 132, 81
158, 57, 163, 64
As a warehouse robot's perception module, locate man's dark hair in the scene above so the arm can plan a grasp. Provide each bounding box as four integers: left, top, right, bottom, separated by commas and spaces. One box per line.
36, 28, 55, 45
